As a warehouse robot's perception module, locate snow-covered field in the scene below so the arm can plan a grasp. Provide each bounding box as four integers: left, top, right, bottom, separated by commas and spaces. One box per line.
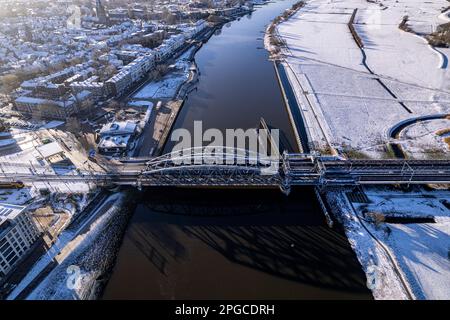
133, 73, 188, 100
326, 189, 410, 299
277, 0, 450, 158
328, 186, 450, 300
133, 47, 194, 101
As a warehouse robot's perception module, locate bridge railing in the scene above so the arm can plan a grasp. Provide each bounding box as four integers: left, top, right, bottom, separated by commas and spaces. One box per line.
144, 146, 282, 167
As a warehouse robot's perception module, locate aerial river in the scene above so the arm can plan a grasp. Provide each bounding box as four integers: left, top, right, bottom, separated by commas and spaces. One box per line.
102, 0, 372, 299
163, 0, 300, 153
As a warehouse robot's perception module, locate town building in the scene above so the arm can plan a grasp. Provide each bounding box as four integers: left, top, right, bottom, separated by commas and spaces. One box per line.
0, 204, 41, 280
14, 95, 77, 119
36, 141, 66, 163
105, 70, 132, 97
99, 121, 138, 137
70, 78, 108, 100
98, 121, 138, 155
216, 6, 249, 17
108, 8, 129, 23
155, 34, 185, 61
14, 90, 93, 120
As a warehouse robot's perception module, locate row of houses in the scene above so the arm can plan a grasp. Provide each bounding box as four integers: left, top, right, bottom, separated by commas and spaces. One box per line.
12, 20, 208, 120
105, 19, 207, 97
13, 64, 98, 119
14, 90, 93, 119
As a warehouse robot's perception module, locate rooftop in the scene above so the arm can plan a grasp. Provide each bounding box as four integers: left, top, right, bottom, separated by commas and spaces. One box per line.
36, 141, 64, 159
0, 203, 26, 236
98, 134, 131, 149
99, 121, 137, 136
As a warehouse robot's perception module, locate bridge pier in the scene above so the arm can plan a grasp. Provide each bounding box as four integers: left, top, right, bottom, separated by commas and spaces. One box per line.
279, 181, 291, 196
314, 187, 334, 228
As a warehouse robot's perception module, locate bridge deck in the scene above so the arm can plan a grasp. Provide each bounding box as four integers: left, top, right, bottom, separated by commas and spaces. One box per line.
0, 152, 449, 190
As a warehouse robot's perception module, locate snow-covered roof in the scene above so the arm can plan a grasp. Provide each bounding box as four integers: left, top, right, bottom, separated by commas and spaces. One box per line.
127, 100, 153, 108
36, 141, 64, 159
0, 203, 26, 235
99, 121, 137, 136
98, 134, 131, 149
15, 96, 75, 108
75, 90, 93, 100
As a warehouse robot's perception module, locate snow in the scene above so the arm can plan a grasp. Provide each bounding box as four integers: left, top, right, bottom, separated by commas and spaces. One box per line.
276, 0, 450, 158
133, 73, 189, 100
0, 128, 104, 193
36, 141, 64, 159
326, 189, 409, 300
0, 188, 35, 205
132, 47, 194, 101
127, 100, 154, 108
398, 118, 450, 159
41, 121, 65, 129
385, 223, 450, 300
337, 186, 450, 300
355, 6, 448, 91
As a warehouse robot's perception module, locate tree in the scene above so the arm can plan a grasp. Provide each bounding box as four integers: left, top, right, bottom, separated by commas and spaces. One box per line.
65, 116, 82, 136
108, 99, 124, 109
98, 65, 117, 82
162, 8, 177, 25
150, 64, 169, 80
0, 74, 20, 95
83, 98, 96, 118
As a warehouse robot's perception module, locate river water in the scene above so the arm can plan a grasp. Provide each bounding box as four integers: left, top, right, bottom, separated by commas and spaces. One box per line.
102, 1, 372, 299
163, 0, 300, 153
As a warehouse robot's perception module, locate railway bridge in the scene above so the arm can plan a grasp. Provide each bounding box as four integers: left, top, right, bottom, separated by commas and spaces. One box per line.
1, 147, 448, 194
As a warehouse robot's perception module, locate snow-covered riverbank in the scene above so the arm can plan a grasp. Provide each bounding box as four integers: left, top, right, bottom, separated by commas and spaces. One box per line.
8, 192, 133, 300
270, 0, 450, 299
276, 0, 450, 158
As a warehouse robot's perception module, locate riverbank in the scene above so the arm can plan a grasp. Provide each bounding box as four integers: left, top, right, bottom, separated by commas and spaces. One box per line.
133, 25, 227, 157
264, 3, 309, 152
326, 186, 450, 299
270, 0, 450, 300
6, 191, 136, 300
264, 0, 335, 155
273, 0, 450, 159
11, 7, 280, 300
102, 187, 372, 299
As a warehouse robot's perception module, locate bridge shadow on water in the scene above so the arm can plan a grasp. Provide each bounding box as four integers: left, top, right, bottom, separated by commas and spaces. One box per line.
112, 187, 372, 299
180, 223, 368, 294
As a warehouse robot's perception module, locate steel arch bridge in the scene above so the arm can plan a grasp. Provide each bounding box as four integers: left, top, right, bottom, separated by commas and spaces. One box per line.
116, 147, 450, 191
1, 147, 450, 192
120, 147, 286, 189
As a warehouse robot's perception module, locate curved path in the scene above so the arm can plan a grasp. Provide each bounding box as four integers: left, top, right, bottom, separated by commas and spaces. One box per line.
388, 114, 449, 139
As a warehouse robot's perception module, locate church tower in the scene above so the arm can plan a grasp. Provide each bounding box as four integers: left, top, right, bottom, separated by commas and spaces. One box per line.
96, 0, 109, 25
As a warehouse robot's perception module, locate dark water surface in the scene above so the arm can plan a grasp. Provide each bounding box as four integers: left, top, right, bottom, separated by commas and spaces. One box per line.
102, 1, 372, 299
102, 188, 371, 299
